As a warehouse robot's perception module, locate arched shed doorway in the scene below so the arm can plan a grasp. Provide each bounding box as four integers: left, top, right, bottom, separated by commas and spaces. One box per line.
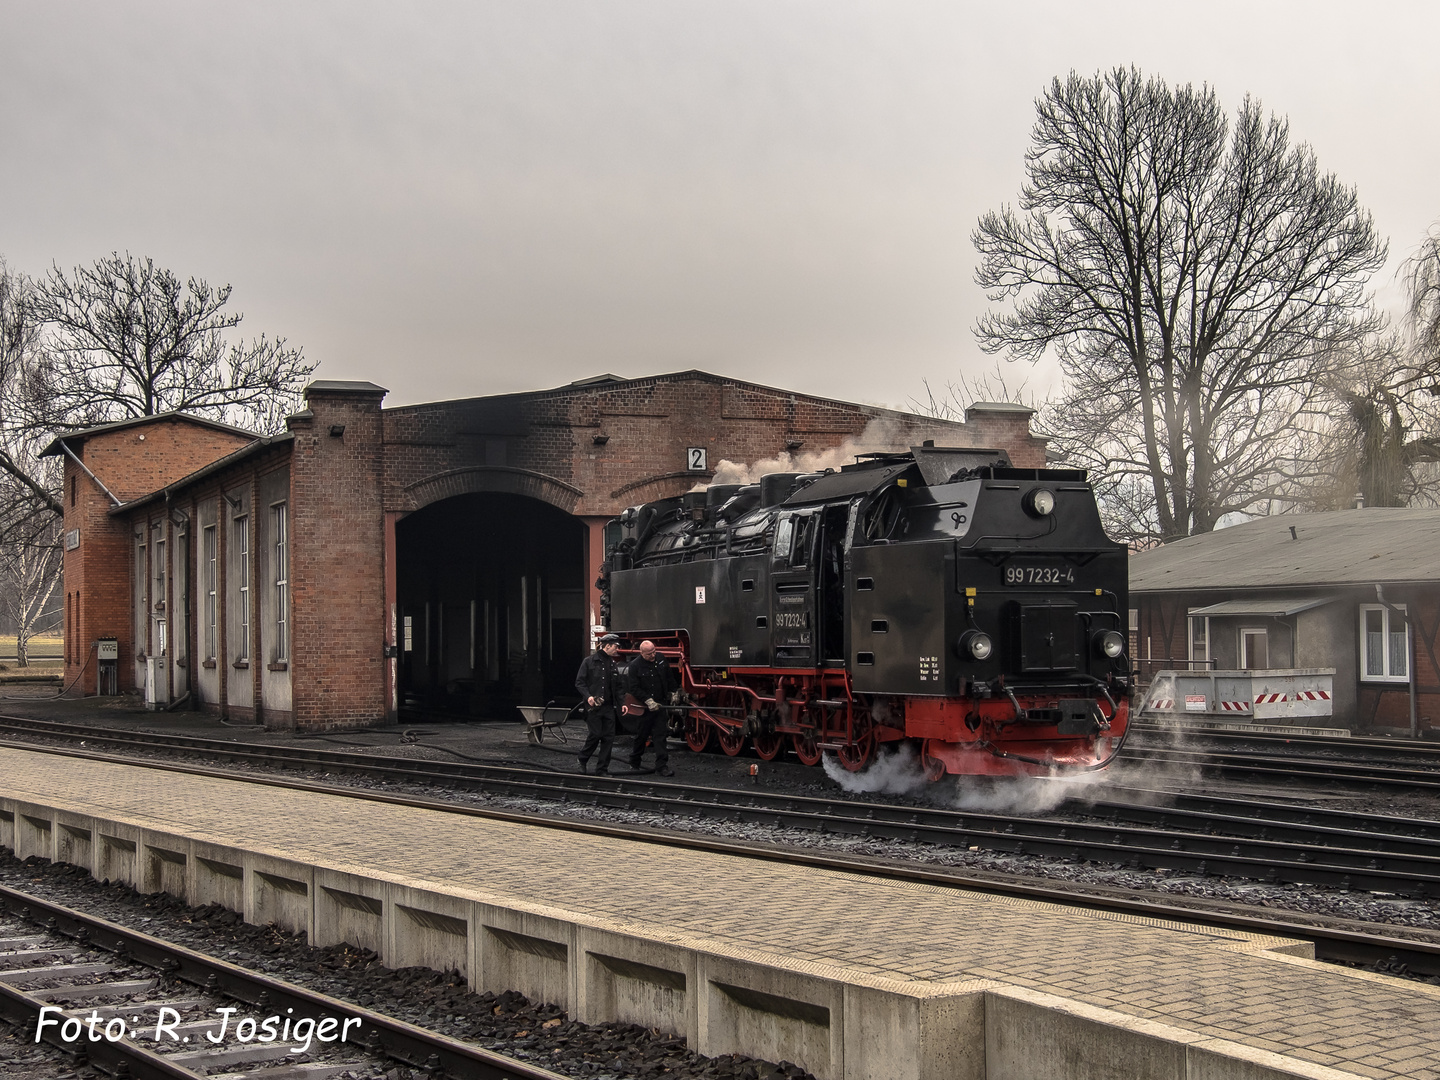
395, 492, 588, 716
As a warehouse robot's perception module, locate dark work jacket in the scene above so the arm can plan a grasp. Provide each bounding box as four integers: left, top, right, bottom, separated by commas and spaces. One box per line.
575, 650, 624, 707
626, 655, 674, 702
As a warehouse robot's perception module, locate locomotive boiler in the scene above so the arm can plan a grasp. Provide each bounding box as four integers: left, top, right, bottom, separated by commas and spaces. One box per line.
598, 445, 1131, 778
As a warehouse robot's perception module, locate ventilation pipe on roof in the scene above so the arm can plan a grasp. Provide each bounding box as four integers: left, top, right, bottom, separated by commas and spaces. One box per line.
1355, 492, 1365, 509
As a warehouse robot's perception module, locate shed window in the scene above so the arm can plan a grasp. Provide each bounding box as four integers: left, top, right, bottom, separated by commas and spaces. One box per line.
1360, 604, 1408, 682
272, 503, 288, 662
235, 514, 250, 662
203, 524, 217, 660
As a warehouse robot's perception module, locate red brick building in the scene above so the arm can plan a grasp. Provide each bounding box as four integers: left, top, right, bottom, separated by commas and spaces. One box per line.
49, 371, 1048, 730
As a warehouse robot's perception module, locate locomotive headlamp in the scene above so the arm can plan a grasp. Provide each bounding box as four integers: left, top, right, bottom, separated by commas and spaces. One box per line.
1024, 488, 1056, 517
959, 631, 993, 661
1094, 629, 1126, 659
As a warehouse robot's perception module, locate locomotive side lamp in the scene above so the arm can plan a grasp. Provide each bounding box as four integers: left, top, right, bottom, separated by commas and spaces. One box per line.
1023, 488, 1056, 516
959, 630, 993, 660
1093, 630, 1126, 659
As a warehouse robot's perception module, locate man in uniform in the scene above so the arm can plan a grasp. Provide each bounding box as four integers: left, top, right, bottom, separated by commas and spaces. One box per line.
574, 633, 624, 774
625, 639, 675, 776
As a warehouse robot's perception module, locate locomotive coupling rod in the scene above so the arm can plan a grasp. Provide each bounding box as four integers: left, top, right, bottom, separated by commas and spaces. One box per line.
809, 699, 849, 708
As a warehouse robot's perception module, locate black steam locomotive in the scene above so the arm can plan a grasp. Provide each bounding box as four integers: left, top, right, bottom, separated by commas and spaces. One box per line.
598, 445, 1131, 778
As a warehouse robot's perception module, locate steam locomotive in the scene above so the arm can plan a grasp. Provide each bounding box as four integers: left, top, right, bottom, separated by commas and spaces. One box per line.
598, 445, 1131, 779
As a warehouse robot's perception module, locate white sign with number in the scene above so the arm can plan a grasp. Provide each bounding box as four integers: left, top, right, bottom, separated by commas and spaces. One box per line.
695, 587, 706, 604
686, 447, 708, 472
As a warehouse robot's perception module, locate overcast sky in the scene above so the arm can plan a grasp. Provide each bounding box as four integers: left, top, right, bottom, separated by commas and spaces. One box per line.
2, 2, 1437, 412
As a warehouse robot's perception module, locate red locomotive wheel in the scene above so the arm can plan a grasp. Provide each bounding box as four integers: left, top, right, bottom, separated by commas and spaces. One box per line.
921, 745, 947, 783
792, 729, 822, 766
836, 716, 876, 773
717, 728, 746, 756
684, 716, 712, 753
753, 731, 785, 761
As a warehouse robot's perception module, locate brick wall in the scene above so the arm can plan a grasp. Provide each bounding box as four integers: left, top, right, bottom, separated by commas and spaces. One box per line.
288, 387, 388, 729
61, 418, 253, 695
381, 372, 1048, 519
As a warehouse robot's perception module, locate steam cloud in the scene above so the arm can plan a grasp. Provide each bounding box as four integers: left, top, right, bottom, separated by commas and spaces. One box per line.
821, 741, 1118, 815
704, 417, 913, 488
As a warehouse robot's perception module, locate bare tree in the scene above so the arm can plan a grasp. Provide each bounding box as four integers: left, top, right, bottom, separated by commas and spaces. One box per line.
0, 477, 62, 667
0, 262, 60, 520
24, 252, 315, 436
1307, 227, 1440, 509
1407, 225, 1440, 366
0, 253, 314, 665
974, 68, 1386, 543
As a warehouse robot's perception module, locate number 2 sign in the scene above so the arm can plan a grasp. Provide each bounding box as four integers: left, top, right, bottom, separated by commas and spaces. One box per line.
686, 447, 708, 472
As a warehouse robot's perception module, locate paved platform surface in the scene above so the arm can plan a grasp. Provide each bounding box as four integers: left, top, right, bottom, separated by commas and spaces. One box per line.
2, 745, 1439, 1079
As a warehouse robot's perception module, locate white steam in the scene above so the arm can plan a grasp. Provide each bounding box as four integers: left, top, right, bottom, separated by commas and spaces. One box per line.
822, 741, 931, 795
705, 417, 912, 488
820, 739, 1121, 816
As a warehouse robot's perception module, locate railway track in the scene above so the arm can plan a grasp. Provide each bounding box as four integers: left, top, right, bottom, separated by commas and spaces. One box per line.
1121, 743, 1440, 790
1130, 721, 1440, 764
0, 715, 1439, 979
2, 715, 1440, 897
0, 884, 561, 1079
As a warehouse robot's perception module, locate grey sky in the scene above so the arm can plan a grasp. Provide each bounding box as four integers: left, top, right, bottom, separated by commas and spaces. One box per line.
2, 1, 1436, 411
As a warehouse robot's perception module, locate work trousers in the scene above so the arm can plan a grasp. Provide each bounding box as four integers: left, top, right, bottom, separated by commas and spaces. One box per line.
579, 707, 616, 772
629, 709, 669, 768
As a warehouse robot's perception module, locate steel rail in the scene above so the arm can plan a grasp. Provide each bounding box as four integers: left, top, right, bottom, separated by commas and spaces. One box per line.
1123, 746, 1440, 789
1130, 722, 1440, 760
3, 717, 1440, 896
3, 733, 1440, 979
0, 884, 565, 1080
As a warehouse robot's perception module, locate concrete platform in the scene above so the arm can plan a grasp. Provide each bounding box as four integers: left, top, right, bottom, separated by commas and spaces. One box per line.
1, 747, 1437, 1080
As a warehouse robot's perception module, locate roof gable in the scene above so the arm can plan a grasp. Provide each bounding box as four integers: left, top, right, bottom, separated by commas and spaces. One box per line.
40, 411, 260, 457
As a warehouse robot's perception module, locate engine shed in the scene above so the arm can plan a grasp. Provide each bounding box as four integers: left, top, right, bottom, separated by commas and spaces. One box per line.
49, 370, 1048, 730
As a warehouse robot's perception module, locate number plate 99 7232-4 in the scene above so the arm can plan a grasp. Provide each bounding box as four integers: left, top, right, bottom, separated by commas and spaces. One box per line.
1003, 564, 1075, 587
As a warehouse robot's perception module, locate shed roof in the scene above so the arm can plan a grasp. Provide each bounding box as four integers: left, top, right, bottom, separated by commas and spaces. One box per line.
1131, 508, 1440, 593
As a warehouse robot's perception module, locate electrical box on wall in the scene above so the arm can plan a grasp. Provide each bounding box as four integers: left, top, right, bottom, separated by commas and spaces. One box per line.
97, 638, 118, 661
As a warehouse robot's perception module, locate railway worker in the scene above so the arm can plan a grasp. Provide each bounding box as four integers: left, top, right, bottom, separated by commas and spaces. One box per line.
625, 640, 675, 776
575, 633, 624, 774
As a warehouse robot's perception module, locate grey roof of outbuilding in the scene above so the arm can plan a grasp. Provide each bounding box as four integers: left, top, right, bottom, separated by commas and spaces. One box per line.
1130, 508, 1440, 593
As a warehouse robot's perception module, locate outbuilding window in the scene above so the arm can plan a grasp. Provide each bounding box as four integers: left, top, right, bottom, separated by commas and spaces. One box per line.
1360, 604, 1408, 682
